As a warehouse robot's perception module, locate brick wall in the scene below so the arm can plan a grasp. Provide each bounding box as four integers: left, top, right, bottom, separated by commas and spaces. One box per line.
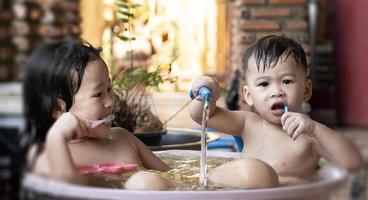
227, 0, 339, 125
0, 0, 81, 81
228, 0, 309, 75
0, 1, 15, 81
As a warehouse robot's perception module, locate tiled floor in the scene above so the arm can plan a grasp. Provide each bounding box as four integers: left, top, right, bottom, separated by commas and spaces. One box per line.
331, 128, 368, 200
335, 128, 368, 200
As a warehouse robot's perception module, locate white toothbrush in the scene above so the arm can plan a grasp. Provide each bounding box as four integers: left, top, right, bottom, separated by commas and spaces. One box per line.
90, 114, 115, 128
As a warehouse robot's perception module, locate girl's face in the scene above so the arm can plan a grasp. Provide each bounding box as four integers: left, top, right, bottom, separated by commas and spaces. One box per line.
243, 55, 312, 125
69, 58, 114, 138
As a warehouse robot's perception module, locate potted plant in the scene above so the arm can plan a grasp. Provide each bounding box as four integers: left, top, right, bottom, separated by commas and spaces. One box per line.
108, 0, 177, 145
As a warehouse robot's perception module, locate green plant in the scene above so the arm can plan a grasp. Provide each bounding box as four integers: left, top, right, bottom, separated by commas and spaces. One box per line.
111, 0, 176, 133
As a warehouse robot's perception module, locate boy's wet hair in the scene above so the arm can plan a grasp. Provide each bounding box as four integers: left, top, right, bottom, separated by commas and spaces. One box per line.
23, 39, 102, 145
242, 35, 308, 79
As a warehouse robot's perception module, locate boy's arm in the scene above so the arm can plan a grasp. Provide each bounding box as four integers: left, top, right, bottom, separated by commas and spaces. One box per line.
189, 99, 246, 136
313, 122, 364, 172
189, 75, 247, 136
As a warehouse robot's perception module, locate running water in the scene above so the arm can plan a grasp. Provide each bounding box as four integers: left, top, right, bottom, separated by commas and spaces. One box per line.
200, 98, 211, 189
190, 87, 213, 190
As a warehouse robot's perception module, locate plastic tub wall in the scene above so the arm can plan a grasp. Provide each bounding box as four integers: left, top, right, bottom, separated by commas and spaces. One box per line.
22, 150, 348, 200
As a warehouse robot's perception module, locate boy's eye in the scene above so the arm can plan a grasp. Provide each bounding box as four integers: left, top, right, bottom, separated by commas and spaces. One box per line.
257, 82, 268, 87
282, 79, 293, 84
107, 86, 112, 93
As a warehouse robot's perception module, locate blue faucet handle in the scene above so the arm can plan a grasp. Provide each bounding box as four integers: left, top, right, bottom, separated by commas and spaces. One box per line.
189, 87, 213, 102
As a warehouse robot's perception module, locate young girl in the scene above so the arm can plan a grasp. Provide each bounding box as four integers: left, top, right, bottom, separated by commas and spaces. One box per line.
23, 39, 170, 185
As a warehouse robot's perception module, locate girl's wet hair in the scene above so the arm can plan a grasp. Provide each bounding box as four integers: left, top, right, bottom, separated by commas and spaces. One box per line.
23, 39, 102, 146
242, 35, 308, 79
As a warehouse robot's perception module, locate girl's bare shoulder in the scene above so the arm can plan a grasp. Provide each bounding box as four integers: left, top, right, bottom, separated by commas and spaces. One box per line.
109, 127, 136, 142
111, 127, 132, 135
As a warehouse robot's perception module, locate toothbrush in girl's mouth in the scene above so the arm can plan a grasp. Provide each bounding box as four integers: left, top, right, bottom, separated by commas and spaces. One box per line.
90, 114, 115, 128
284, 105, 288, 113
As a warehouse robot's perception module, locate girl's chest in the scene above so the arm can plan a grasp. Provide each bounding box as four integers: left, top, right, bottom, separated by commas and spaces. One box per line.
68, 141, 142, 167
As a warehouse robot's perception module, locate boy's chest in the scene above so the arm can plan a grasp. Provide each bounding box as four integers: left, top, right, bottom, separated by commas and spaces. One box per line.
242, 127, 319, 176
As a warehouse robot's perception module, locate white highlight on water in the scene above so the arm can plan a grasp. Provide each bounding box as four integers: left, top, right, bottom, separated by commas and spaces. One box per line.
199, 100, 210, 190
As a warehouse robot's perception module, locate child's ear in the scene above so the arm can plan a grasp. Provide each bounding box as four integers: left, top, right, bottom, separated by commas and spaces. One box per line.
304, 79, 312, 101
242, 85, 253, 106
52, 98, 66, 119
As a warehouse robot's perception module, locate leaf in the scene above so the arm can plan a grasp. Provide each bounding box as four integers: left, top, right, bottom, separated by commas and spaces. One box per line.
131, 4, 141, 8
115, 0, 128, 4
115, 1, 128, 9
116, 16, 129, 23
117, 35, 132, 41
118, 10, 134, 18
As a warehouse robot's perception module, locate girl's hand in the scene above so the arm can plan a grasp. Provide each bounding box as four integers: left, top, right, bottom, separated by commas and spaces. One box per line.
49, 112, 90, 141
281, 112, 316, 140
191, 76, 221, 102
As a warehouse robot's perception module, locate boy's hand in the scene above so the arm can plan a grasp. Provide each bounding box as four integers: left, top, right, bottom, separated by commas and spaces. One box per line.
281, 112, 316, 140
49, 112, 90, 141
191, 76, 221, 102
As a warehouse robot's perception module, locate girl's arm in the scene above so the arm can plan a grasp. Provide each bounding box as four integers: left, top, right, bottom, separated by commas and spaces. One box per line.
43, 113, 87, 184
131, 133, 170, 172
313, 122, 364, 172
42, 113, 120, 186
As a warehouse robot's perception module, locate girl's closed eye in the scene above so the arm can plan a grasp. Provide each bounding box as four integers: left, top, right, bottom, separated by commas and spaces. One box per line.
93, 91, 103, 98
93, 86, 112, 98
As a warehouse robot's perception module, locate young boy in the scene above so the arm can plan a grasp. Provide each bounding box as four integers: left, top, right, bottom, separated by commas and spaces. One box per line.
189, 35, 363, 177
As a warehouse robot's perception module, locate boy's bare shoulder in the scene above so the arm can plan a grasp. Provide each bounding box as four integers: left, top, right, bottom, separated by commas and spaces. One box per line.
241, 111, 265, 135
243, 110, 262, 122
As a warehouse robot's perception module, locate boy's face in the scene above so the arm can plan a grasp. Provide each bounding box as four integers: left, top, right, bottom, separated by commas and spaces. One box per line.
243, 54, 312, 125
69, 58, 114, 138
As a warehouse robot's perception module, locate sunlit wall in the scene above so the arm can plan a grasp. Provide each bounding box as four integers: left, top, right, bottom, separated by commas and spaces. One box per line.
80, 0, 227, 91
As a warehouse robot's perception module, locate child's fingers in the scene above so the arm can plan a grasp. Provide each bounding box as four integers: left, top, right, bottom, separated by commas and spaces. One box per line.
68, 113, 90, 138
291, 125, 303, 140
282, 115, 295, 131
281, 112, 291, 125
72, 123, 89, 140
73, 114, 90, 127
287, 120, 299, 138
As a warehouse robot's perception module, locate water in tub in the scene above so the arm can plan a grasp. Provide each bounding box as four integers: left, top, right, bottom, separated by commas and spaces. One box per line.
82, 153, 324, 190
82, 97, 320, 190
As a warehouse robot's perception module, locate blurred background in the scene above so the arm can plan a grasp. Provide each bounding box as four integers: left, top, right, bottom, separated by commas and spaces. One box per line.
0, 0, 367, 126
0, 0, 367, 199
